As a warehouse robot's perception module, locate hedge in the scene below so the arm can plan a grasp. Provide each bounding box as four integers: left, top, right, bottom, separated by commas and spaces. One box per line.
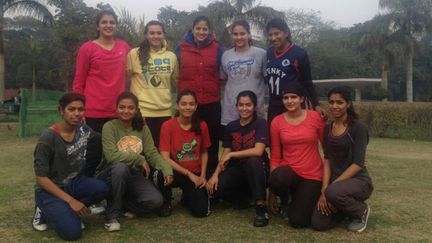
348, 102, 432, 141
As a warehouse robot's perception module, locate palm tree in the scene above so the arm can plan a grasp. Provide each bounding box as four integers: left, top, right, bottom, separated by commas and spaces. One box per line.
360, 15, 404, 101
0, 0, 53, 103
379, 0, 432, 102
198, 0, 284, 46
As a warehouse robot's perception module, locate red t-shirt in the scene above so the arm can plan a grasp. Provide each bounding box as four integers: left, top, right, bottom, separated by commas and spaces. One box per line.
73, 39, 130, 118
159, 118, 211, 174
270, 110, 325, 181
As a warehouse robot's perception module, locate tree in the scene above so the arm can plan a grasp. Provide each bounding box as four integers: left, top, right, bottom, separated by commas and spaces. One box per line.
379, 0, 432, 102
157, 6, 191, 48
198, 0, 284, 47
285, 8, 334, 47
0, 0, 53, 103
116, 7, 146, 46
359, 15, 404, 100
50, 0, 98, 90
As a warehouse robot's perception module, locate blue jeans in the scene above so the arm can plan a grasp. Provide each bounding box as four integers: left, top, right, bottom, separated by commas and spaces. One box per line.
35, 175, 108, 241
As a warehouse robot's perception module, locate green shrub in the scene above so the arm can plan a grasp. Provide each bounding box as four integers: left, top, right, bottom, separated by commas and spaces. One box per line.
353, 102, 432, 140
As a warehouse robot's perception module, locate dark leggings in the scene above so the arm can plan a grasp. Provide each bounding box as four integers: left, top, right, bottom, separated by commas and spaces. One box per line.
196, 102, 221, 178
145, 116, 171, 148
85, 117, 114, 134
155, 171, 209, 217
311, 177, 373, 231
216, 157, 268, 203
269, 166, 322, 228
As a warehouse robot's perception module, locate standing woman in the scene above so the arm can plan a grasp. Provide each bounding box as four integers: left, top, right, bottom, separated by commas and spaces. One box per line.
128, 20, 178, 147
220, 20, 267, 132
73, 10, 130, 133
175, 15, 224, 177
96, 92, 173, 232
265, 18, 324, 126
158, 89, 211, 217
311, 86, 373, 232
268, 82, 326, 228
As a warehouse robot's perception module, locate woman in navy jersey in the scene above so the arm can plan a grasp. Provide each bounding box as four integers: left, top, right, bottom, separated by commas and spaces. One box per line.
265, 18, 324, 125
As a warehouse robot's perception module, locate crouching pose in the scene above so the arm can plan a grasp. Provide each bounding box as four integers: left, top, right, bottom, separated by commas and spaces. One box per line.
96, 92, 173, 231
311, 86, 373, 232
268, 82, 326, 228
32, 93, 109, 241
158, 89, 211, 217
207, 91, 270, 227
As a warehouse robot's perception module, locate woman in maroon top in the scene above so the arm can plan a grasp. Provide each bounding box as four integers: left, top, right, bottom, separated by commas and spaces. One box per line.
158, 89, 211, 217
175, 16, 224, 178
268, 82, 326, 228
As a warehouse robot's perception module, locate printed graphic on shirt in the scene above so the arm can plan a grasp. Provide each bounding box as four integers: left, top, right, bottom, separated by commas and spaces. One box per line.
266, 58, 299, 96
231, 130, 255, 151
227, 58, 254, 83
142, 58, 172, 88
176, 139, 198, 161
117, 136, 143, 154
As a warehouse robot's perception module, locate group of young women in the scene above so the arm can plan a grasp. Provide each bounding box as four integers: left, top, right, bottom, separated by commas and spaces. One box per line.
32, 10, 373, 241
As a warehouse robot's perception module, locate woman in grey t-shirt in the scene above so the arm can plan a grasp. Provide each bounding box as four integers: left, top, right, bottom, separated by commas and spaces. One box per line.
220, 20, 267, 131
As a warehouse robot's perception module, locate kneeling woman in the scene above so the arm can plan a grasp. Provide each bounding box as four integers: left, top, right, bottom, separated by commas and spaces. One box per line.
96, 92, 173, 231
311, 86, 373, 232
158, 89, 211, 217
268, 82, 326, 228
207, 90, 269, 227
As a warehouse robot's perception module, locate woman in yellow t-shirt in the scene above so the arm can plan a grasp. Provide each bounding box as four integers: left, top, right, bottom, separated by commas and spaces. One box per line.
127, 20, 178, 147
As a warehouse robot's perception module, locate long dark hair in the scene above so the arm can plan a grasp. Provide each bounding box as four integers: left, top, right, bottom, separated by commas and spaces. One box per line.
138, 20, 166, 68
236, 90, 257, 115
327, 86, 359, 125
116, 92, 145, 131
265, 18, 292, 43
176, 89, 201, 135
231, 19, 253, 46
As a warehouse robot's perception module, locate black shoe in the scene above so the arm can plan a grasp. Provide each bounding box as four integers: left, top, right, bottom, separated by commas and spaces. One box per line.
279, 204, 289, 222
253, 205, 269, 227
158, 201, 172, 217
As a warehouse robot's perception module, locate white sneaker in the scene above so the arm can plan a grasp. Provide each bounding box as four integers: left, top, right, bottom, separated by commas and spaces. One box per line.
122, 211, 136, 219
89, 204, 105, 215
104, 219, 120, 232
32, 206, 48, 232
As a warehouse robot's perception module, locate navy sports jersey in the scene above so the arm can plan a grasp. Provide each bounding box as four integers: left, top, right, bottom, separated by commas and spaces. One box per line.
265, 44, 317, 106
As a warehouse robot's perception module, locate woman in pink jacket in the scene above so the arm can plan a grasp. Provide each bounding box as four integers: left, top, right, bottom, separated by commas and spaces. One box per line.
73, 10, 130, 133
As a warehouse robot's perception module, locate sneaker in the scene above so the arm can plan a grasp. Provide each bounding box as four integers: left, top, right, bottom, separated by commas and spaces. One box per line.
104, 219, 121, 232
279, 204, 289, 222
158, 201, 172, 217
122, 211, 136, 219
32, 206, 48, 232
348, 206, 370, 232
253, 205, 269, 227
81, 221, 85, 230
89, 204, 105, 215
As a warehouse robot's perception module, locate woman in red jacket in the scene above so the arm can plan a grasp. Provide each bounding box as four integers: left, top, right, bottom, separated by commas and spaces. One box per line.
73, 10, 130, 133
175, 15, 223, 177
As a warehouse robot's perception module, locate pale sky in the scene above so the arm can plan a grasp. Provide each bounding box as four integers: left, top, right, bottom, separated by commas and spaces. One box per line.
84, 0, 380, 28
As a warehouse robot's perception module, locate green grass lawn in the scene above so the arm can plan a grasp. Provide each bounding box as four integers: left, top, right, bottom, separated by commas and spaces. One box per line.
1, 127, 431, 242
